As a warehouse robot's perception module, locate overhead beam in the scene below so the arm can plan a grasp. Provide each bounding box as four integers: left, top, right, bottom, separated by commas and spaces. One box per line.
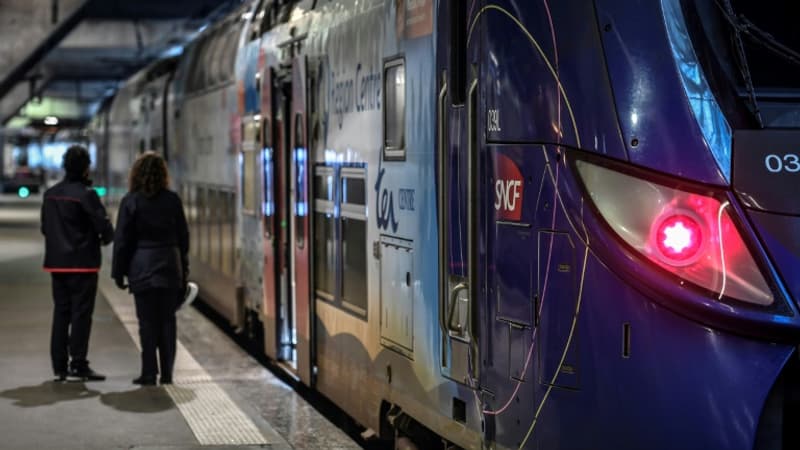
85, 0, 236, 21
0, 0, 92, 101
0, 76, 51, 125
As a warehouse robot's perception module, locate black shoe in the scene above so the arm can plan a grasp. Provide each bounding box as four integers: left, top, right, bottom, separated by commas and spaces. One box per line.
68, 367, 106, 382
53, 372, 68, 382
159, 377, 172, 385
132, 376, 156, 386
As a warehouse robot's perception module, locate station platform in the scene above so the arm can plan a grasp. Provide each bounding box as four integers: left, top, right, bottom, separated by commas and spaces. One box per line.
0, 196, 361, 450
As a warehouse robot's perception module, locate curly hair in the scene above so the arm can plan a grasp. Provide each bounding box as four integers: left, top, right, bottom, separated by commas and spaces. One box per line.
129, 151, 169, 197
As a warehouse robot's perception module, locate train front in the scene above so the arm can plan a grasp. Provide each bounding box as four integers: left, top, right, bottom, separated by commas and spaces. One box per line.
484, 0, 800, 448
571, 1, 800, 448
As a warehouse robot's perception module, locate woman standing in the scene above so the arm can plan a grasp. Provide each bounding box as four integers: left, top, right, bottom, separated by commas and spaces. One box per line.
112, 151, 189, 386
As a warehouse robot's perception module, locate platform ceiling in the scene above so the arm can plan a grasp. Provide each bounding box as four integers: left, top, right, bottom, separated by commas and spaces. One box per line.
0, 0, 242, 131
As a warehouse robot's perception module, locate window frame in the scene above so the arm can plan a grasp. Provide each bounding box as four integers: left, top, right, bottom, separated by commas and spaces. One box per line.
339, 166, 368, 315
383, 57, 407, 161
313, 165, 336, 301
311, 163, 369, 320
241, 118, 262, 216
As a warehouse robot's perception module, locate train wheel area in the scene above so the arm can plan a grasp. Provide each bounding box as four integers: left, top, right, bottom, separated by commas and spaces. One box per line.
0, 198, 362, 450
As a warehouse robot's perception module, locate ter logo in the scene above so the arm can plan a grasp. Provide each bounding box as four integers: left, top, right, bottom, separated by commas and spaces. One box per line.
494, 153, 524, 221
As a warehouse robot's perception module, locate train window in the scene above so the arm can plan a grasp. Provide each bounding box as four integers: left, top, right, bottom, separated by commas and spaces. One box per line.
206, 31, 226, 87
341, 217, 367, 315
188, 37, 212, 93
341, 167, 367, 316
314, 166, 336, 300
206, 188, 214, 266
194, 186, 200, 261
242, 149, 259, 215
222, 190, 236, 276
202, 187, 210, 265
341, 175, 365, 206
262, 117, 272, 148
259, 3, 274, 35
209, 189, 219, 270
314, 168, 334, 202
295, 113, 306, 147
217, 190, 226, 271
314, 211, 336, 299
249, 0, 266, 41
198, 186, 207, 263
263, 119, 274, 238
384, 59, 406, 161
294, 113, 307, 249
222, 25, 242, 84
185, 184, 195, 257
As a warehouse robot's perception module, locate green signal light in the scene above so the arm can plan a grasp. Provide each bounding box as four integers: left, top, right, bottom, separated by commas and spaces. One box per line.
94, 186, 107, 197
17, 187, 30, 198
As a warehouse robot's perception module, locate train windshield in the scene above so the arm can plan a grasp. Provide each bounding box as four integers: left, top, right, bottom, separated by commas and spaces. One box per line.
680, 0, 800, 128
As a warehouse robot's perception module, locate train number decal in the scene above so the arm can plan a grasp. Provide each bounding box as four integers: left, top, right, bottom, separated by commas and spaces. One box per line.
764, 153, 800, 173
488, 108, 501, 132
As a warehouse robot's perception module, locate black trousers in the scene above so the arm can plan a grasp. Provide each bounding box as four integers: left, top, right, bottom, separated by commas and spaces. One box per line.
50, 272, 99, 373
133, 289, 179, 379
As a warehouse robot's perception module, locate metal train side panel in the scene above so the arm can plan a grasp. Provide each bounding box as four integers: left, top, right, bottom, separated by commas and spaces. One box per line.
236, 37, 267, 325
170, 13, 248, 326
178, 83, 240, 323
468, 2, 796, 449
300, 0, 386, 432
301, 0, 483, 447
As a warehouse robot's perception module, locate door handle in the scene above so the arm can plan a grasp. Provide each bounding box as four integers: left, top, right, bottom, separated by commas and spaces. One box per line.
447, 282, 468, 333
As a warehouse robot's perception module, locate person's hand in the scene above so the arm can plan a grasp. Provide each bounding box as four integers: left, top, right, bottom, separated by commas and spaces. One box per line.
114, 276, 128, 290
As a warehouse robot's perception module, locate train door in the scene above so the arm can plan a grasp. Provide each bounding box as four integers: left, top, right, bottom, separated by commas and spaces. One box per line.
260, 66, 279, 360
437, 0, 481, 388
290, 56, 313, 386
275, 74, 294, 367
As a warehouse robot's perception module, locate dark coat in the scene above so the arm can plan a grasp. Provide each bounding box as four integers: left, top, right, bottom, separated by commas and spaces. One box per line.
111, 189, 189, 294
41, 178, 114, 272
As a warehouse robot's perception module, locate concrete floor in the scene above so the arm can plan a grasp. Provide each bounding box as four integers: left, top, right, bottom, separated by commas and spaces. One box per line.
0, 196, 360, 450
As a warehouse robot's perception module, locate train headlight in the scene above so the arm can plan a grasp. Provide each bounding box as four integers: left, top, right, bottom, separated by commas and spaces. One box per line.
575, 159, 773, 306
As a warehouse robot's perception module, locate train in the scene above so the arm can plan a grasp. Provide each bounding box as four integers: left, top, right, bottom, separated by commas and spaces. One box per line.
89, 1, 800, 449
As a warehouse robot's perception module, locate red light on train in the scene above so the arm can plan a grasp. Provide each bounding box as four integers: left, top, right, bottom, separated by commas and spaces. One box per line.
575, 159, 774, 305
655, 214, 703, 264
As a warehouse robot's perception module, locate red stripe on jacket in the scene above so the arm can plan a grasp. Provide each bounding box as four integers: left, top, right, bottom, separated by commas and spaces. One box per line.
45, 196, 81, 203
43, 267, 100, 273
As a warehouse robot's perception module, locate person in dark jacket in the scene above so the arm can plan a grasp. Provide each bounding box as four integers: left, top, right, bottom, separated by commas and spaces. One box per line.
112, 151, 189, 386
41, 145, 114, 382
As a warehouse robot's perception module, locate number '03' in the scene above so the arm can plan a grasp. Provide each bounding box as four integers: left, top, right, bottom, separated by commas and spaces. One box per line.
764, 153, 800, 173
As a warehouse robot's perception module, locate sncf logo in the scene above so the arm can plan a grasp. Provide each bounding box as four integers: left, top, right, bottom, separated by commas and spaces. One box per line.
494, 153, 524, 221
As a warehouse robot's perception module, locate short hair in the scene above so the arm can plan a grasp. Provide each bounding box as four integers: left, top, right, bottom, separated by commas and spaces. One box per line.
128, 151, 169, 197
63, 145, 91, 179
